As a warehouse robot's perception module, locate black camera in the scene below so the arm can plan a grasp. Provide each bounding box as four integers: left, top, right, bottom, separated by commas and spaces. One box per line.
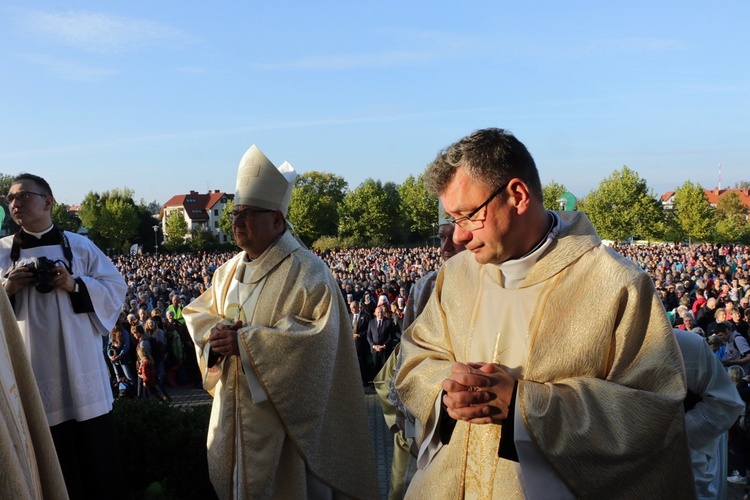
26, 257, 57, 293
108, 346, 121, 358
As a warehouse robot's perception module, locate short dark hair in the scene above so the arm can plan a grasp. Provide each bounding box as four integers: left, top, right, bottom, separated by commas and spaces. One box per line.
713, 322, 730, 335
12, 173, 54, 199
424, 128, 542, 200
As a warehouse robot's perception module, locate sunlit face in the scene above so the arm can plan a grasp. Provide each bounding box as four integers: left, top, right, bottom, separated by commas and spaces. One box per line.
438, 224, 465, 261
232, 205, 283, 259
7, 180, 53, 232
441, 168, 516, 265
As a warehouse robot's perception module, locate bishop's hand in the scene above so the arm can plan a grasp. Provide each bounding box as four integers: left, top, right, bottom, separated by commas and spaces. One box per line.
208, 320, 242, 357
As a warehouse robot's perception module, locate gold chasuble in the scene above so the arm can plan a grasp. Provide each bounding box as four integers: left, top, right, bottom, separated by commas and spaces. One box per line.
0, 288, 68, 500
184, 232, 379, 499
396, 212, 695, 499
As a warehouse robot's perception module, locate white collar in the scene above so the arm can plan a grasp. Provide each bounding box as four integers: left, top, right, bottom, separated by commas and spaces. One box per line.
497, 212, 568, 289
23, 224, 55, 239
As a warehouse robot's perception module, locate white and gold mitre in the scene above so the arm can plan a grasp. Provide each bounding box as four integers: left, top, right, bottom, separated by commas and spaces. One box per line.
438, 198, 450, 226
235, 145, 296, 216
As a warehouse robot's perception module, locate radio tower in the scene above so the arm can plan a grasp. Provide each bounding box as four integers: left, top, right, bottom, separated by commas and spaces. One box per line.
718, 163, 722, 190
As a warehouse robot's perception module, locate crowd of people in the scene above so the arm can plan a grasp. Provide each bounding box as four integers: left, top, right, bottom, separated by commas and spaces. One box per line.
108, 242, 750, 392
105, 246, 443, 397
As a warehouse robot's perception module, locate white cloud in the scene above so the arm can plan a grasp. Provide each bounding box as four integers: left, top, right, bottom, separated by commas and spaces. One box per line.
19, 9, 190, 54
602, 37, 686, 52
255, 50, 440, 70
21, 53, 118, 82
254, 28, 478, 70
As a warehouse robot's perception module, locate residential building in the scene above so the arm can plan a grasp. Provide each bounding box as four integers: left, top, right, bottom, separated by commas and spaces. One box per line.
161, 190, 234, 243
661, 187, 750, 211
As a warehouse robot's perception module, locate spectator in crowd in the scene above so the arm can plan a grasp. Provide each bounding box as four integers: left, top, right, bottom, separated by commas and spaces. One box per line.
708, 308, 728, 337
167, 293, 186, 325
164, 327, 184, 387
108, 324, 136, 393
727, 366, 750, 485
350, 300, 372, 385
368, 305, 396, 374
136, 346, 170, 402
698, 298, 720, 332
0, 173, 127, 499
718, 322, 750, 375
709, 334, 728, 362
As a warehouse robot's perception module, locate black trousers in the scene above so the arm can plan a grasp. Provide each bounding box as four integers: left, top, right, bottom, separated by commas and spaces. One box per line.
50, 411, 122, 500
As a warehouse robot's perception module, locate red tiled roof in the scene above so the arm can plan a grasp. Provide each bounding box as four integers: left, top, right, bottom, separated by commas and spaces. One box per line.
703, 188, 750, 207
661, 188, 750, 208
161, 191, 234, 221
660, 191, 675, 202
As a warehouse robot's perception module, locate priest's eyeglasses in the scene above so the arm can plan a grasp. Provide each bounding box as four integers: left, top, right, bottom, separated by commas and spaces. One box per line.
445, 181, 508, 230
5, 191, 50, 203
228, 208, 275, 222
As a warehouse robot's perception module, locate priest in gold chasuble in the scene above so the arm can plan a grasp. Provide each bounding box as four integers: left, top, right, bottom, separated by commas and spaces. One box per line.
184, 145, 378, 499
395, 128, 695, 499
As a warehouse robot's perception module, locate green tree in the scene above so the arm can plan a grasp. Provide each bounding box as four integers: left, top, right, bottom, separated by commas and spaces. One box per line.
0, 173, 16, 234
78, 188, 140, 251
51, 203, 81, 232
584, 166, 663, 242
218, 200, 234, 244
382, 181, 403, 243
542, 181, 567, 211
286, 171, 348, 245
189, 227, 218, 251
398, 174, 437, 243
714, 191, 749, 243
164, 210, 188, 246
133, 204, 160, 253
673, 181, 714, 242
339, 179, 396, 245
0, 172, 14, 195
146, 200, 162, 215
734, 181, 750, 190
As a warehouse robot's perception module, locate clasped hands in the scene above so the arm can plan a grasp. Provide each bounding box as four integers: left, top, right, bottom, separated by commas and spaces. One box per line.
208, 320, 242, 357
441, 362, 516, 425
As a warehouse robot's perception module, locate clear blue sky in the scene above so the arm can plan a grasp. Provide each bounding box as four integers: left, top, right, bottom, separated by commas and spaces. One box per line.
1, 1, 748, 206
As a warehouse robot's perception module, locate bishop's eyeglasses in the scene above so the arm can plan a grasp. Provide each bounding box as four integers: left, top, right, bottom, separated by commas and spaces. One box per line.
228, 208, 275, 222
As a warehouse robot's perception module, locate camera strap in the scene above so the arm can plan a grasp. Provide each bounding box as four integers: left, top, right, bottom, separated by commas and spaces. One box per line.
9, 227, 74, 274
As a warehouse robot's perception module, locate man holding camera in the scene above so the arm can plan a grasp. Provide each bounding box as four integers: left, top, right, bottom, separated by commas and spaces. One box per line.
1, 173, 127, 499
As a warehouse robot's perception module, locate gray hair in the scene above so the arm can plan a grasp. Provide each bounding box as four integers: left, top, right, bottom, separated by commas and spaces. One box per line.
423, 128, 542, 199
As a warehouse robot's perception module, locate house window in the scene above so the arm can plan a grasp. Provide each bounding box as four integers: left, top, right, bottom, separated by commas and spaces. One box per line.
215, 221, 219, 228
214, 209, 219, 216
